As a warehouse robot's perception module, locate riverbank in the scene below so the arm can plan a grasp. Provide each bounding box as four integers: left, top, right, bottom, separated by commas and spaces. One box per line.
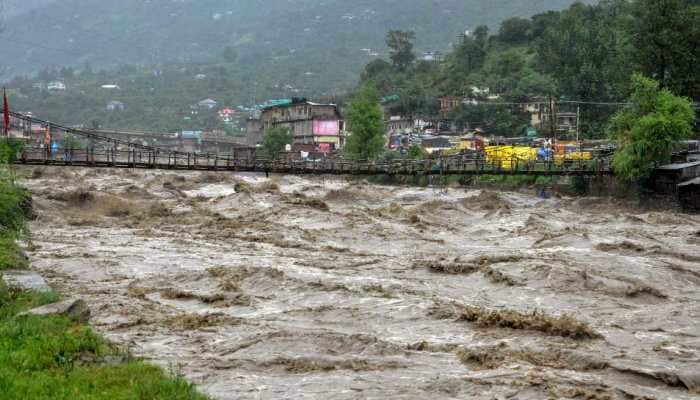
0, 165, 209, 399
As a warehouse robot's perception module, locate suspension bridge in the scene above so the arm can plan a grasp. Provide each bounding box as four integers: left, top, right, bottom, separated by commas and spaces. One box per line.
7, 111, 613, 177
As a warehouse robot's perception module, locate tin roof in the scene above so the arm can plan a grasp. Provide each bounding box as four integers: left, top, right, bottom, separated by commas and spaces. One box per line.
657, 161, 700, 170
678, 177, 700, 187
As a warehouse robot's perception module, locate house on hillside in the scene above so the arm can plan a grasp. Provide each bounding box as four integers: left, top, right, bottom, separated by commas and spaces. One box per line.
218, 108, 235, 123
47, 81, 66, 91
106, 100, 125, 111
524, 102, 578, 136
439, 96, 463, 115
196, 98, 218, 110
260, 98, 345, 154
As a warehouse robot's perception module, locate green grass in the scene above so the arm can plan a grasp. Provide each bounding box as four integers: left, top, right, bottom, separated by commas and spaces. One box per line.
0, 234, 29, 270
0, 284, 209, 400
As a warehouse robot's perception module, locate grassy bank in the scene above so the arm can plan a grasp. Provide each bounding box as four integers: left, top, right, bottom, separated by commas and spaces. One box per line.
0, 284, 209, 399
0, 141, 209, 399
0, 178, 30, 270
0, 140, 30, 270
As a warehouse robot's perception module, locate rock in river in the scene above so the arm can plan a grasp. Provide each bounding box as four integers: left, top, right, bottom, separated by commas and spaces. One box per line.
1, 269, 51, 292
19, 299, 91, 323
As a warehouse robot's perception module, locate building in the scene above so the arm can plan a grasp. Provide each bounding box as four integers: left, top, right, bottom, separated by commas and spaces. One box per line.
245, 118, 264, 147
196, 99, 219, 110
218, 108, 236, 123
679, 178, 700, 211
260, 98, 344, 153
179, 130, 203, 153
523, 102, 578, 136
106, 100, 125, 111
439, 96, 463, 115
100, 84, 121, 90
47, 81, 66, 91
385, 116, 414, 136
540, 110, 578, 136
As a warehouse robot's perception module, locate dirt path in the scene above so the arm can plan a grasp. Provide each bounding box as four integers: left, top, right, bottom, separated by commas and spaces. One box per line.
22, 167, 700, 399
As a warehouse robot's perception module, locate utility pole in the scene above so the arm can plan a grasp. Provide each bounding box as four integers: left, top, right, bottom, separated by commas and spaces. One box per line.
576, 105, 581, 143
548, 95, 556, 142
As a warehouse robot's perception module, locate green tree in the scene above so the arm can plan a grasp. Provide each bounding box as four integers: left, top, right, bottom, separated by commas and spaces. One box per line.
536, 1, 635, 135
260, 126, 291, 159
451, 103, 529, 137
60, 134, 84, 149
498, 17, 532, 44
386, 30, 416, 71
408, 144, 423, 160
610, 74, 695, 181
345, 85, 385, 160
632, 0, 700, 100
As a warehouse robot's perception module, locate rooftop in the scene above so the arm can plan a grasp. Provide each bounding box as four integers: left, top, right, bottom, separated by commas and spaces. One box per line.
657, 161, 700, 170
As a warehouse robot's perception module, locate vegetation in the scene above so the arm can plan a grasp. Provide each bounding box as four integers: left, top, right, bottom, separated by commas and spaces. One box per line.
0, 286, 209, 400
260, 127, 292, 159
0, 140, 30, 270
344, 85, 385, 160
386, 30, 417, 71
360, 0, 699, 139
610, 74, 695, 181
4, 0, 592, 132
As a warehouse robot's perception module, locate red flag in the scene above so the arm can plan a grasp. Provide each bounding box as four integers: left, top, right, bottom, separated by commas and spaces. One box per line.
3, 88, 9, 138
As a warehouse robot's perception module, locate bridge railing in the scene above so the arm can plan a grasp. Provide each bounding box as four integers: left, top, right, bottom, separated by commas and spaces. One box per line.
17, 145, 612, 176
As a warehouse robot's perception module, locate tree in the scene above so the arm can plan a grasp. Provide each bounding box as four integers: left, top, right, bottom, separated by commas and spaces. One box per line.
632, 0, 700, 100
610, 74, 695, 181
386, 30, 416, 71
451, 103, 529, 136
60, 133, 84, 149
361, 59, 392, 81
536, 1, 635, 135
498, 17, 532, 44
260, 126, 291, 159
222, 46, 238, 63
408, 144, 423, 160
345, 85, 385, 160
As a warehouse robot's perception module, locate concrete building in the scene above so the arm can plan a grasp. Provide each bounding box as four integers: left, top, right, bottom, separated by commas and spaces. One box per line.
106, 100, 125, 111
439, 96, 463, 115
260, 98, 344, 153
47, 81, 66, 91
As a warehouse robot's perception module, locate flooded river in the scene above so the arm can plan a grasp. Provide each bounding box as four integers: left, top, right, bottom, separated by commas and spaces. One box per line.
21, 167, 700, 399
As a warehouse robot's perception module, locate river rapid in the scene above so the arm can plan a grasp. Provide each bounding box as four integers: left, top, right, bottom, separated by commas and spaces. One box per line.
21, 166, 700, 399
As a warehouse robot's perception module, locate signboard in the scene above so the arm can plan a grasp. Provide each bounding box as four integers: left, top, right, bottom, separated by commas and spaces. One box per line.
313, 120, 340, 136
316, 136, 339, 144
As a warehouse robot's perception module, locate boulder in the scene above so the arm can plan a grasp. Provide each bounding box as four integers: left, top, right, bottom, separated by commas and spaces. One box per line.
19, 299, 90, 323
1, 270, 51, 292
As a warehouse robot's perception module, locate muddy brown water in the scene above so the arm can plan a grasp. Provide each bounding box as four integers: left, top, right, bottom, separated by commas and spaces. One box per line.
20, 167, 700, 399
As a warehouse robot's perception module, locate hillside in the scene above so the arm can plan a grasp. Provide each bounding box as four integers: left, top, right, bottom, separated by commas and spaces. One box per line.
1, 0, 587, 87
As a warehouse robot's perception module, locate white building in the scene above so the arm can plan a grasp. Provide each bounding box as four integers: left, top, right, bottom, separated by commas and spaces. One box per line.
47, 81, 66, 91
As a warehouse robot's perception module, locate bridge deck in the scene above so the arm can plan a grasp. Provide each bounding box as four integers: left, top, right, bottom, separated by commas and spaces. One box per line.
16, 148, 612, 176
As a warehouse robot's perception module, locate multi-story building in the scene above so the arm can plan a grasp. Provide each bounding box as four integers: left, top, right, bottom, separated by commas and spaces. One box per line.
260, 98, 345, 153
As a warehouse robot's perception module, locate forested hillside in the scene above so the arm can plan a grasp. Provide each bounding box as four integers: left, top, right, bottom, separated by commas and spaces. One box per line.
362, 0, 700, 138
1, 0, 586, 83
